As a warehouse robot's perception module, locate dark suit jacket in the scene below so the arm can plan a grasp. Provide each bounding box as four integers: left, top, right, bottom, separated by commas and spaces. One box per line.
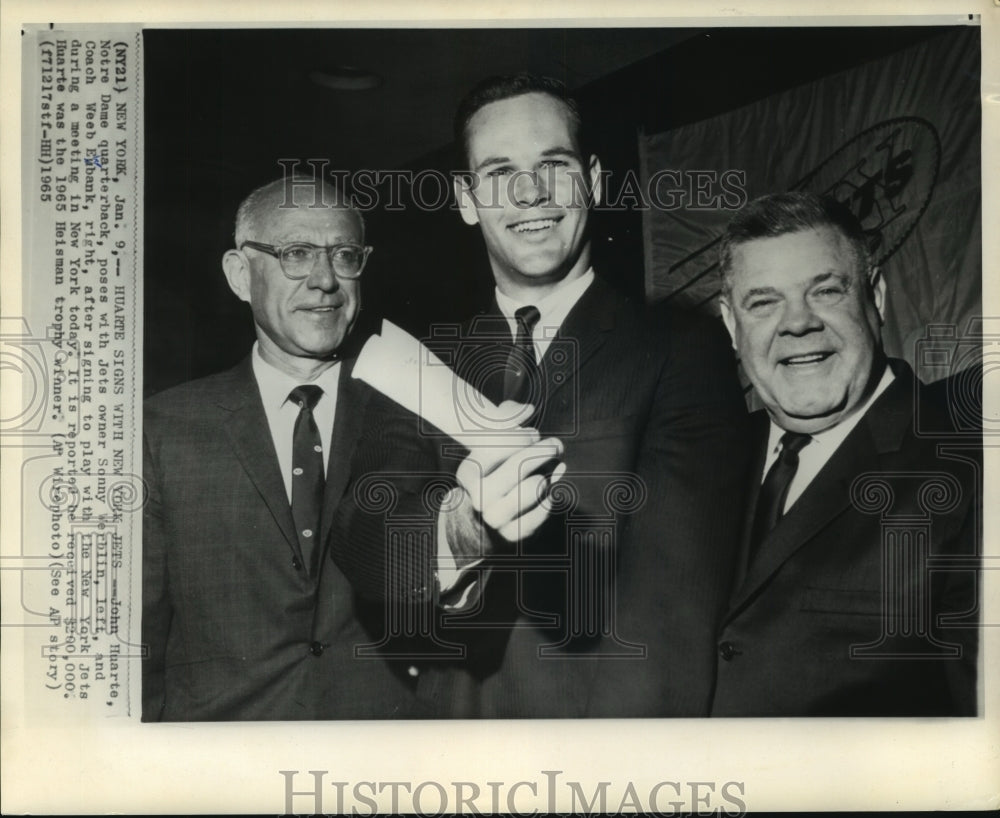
142, 355, 424, 720
331, 275, 750, 717
710, 360, 980, 716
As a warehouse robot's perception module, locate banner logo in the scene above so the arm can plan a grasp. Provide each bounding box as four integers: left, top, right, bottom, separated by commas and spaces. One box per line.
796, 116, 941, 268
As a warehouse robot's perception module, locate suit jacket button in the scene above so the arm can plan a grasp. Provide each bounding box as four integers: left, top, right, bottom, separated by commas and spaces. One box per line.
719, 641, 738, 661
309, 641, 324, 656
292, 557, 303, 570
407, 665, 419, 678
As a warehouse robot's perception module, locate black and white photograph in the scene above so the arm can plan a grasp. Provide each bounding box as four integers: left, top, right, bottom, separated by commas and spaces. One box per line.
3, 0, 997, 813
142, 22, 984, 723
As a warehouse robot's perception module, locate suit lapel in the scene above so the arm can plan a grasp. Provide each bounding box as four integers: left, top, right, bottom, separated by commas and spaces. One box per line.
541, 276, 616, 404
731, 413, 770, 591
729, 429, 870, 614
215, 358, 303, 563
726, 362, 916, 619
319, 358, 369, 543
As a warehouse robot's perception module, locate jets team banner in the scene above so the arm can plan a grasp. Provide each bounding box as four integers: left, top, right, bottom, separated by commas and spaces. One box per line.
640, 26, 981, 371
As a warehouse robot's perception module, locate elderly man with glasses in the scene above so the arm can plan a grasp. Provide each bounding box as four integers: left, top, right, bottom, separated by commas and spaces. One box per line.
142, 176, 427, 721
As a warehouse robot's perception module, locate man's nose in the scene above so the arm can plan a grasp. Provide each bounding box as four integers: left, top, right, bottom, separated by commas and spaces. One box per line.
511, 170, 547, 207
778, 296, 823, 335
305, 250, 341, 291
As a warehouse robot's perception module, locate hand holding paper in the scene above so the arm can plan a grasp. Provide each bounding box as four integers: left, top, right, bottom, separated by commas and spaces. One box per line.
353, 321, 566, 544
456, 431, 567, 543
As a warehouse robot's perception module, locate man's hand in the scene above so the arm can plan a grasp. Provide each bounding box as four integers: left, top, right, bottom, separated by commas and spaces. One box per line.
459, 436, 565, 543
445, 402, 566, 559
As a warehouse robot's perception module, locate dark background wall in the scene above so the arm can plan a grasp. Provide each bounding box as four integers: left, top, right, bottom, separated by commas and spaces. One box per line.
143, 25, 951, 396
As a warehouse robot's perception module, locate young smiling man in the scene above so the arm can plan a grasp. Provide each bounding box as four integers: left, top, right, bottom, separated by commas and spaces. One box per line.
453, 84, 601, 300
332, 74, 750, 718
712, 192, 979, 716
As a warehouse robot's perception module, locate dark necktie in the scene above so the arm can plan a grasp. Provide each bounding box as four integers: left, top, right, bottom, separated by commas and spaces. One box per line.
503, 305, 541, 420
749, 431, 812, 562
289, 385, 325, 576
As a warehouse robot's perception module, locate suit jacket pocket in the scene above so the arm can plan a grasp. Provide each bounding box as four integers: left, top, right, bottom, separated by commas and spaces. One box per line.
800, 586, 885, 616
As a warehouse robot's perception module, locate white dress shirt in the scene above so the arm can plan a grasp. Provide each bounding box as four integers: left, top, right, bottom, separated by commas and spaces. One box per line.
494, 267, 595, 363
250, 343, 340, 502
762, 363, 895, 514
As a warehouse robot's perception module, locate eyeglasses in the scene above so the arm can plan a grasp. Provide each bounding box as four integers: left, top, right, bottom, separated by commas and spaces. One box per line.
240, 240, 372, 280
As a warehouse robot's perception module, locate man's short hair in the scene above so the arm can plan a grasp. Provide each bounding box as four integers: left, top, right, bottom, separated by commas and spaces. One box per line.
233, 175, 363, 247
718, 192, 872, 293
453, 72, 584, 170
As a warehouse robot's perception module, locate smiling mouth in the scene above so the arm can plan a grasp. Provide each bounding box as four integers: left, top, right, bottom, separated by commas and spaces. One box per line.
508, 217, 561, 234
299, 304, 341, 313
780, 352, 833, 366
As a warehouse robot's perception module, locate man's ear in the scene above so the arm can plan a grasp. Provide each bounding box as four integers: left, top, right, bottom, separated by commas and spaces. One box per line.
587, 155, 603, 207
719, 295, 738, 351
454, 174, 481, 227
869, 266, 887, 324
222, 249, 252, 304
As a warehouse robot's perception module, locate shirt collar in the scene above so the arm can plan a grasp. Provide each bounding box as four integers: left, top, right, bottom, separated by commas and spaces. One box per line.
250, 342, 341, 410
766, 361, 895, 455
494, 267, 595, 330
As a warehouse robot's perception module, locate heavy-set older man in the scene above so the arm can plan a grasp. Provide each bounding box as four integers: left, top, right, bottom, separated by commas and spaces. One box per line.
142, 176, 424, 720
712, 192, 979, 716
